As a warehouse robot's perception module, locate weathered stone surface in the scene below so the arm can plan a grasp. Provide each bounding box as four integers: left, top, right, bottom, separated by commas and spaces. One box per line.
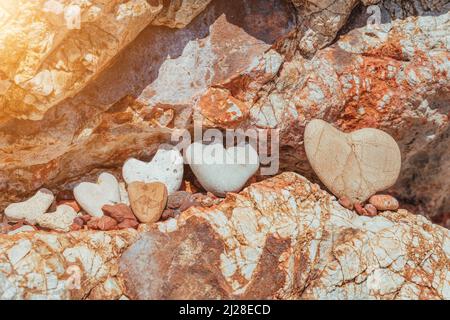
0, 0, 448, 226
0, 172, 449, 300
120, 173, 450, 300
246, 3, 450, 221
36, 204, 77, 232
0, 0, 296, 217
0, 229, 139, 299
0, 0, 210, 122
4, 189, 54, 225
304, 119, 401, 203
128, 181, 168, 223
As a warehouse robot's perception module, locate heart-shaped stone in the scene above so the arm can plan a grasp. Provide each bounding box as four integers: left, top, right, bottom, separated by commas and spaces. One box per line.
74, 172, 121, 217
304, 119, 401, 203
128, 182, 168, 223
4, 189, 54, 224
122, 148, 183, 194
36, 205, 78, 232
186, 142, 260, 197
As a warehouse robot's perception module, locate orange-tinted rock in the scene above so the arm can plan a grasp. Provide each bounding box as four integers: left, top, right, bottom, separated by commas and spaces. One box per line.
70, 223, 83, 232
102, 204, 137, 223
364, 204, 378, 217
369, 195, 400, 211
339, 197, 353, 210
117, 219, 140, 230
128, 182, 168, 223
88, 216, 118, 231
354, 202, 368, 216
120, 172, 450, 300
161, 209, 180, 221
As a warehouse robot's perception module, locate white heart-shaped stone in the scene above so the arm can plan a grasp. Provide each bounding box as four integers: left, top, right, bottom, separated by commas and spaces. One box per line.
37, 205, 77, 232
186, 142, 260, 197
4, 188, 54, 224
74, 172, 121, 217
304, 119, 401, 203
122, 148, 184, 194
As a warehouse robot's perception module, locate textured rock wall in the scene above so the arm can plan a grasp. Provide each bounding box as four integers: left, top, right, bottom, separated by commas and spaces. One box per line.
121, 173, 450, 300
0, 1, 449, 223
1, 173, 448, 299
0, 229, 139, 299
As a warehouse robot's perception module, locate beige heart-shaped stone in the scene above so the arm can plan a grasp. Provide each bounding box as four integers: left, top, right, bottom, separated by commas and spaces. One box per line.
128, 182, 168, 224
304, 119, 401, 203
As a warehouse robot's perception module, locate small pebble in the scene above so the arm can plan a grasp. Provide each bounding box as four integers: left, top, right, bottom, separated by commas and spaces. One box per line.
161, 209, 180, 221
364, 204, 378, 217
87, 216, 118, 231
179, 198, 198, 212
117, 219, 139, 230
369, 195, 399, 211
338, 196, 353, 210
102, 204, 137, 223
167, 191, 192, 209
354, 202, 368, 216
70, 223, 82, 231
80, 214, 92, 223
73, 217, 85, 226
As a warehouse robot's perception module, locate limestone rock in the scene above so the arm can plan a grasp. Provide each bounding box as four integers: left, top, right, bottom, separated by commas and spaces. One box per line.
0, 172, 448, 299
304, 119, 401, 203
128, 182, 168, 223
120, 172, 450, 300
4, 189, 54, 225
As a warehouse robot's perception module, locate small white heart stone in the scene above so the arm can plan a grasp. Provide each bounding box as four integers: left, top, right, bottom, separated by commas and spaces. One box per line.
37, 205, 78, 232
4, 189, 54, 224
74, 172, 121, 217
304, 119, 401, 203
186, 142, 260, 197
122, 148, 184, 194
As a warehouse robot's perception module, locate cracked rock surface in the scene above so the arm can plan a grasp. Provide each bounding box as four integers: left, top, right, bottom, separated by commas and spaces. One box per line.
120, 172, 450, 300
0, 0, 448, 224
0, 229, 139, 299
1, 172, 448, 300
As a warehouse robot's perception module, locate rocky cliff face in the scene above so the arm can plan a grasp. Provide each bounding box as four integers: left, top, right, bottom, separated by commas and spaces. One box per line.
0, 0, 448, 225
0, 0, 449, 300
1, 173, 448, 300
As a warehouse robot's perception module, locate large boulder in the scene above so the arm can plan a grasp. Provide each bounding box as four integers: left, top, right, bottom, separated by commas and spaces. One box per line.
120, 172, 450, 300
1, 173, 448, 300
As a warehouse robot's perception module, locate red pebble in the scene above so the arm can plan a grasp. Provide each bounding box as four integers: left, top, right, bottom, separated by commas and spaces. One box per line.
364, 204, 378, 217
338, 197, 353, 210
354, 202, 368, 216
102, 204, 136, 222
